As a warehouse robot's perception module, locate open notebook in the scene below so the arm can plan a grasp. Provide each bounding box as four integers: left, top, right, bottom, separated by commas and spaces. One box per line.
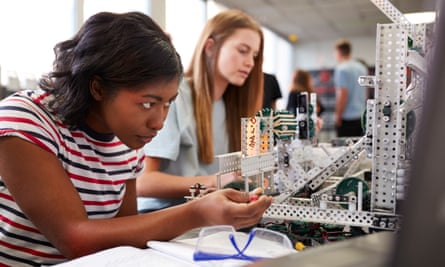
53, 245, 194, 267
55, 228, 296, 267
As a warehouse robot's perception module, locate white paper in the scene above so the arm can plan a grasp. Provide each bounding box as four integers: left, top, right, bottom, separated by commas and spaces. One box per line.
54, 246, 194, 267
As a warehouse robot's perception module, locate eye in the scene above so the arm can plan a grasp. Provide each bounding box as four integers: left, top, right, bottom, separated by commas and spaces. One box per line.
164, 98, 176, 108
142, 102, 155, 109
143, 101, 173, 110
238, 48, 248, 54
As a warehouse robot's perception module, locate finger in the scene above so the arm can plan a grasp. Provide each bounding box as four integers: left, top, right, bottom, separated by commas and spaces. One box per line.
227, 195, 273, 219
232, 198, 273, 228
249, 187, 264, 196
248, 188, 265, 202
231, 211, 264, 229
222, 187, 265, 203
247, 195, 273, 213
206, 187, 217, 193
222, 188, 250, 203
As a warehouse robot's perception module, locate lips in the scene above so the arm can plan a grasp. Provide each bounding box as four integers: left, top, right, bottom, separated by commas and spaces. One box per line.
239, 70, 249, 78
140, 137, 153, 143
138, 133, 157, 144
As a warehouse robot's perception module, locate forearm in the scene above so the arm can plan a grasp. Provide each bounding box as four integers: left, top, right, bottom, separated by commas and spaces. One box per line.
59, 201, 203, 259
335, 88, 347, 120
336, 101, 346, 119
136, 171, 216, 198
271, 101, 277, 110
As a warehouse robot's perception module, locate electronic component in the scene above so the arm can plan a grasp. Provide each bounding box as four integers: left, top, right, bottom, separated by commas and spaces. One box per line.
191, 0, 433, 231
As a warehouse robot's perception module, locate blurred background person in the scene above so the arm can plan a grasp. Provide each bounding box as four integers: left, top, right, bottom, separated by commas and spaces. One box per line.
286, 69, 324, 134
286, 69, 324, 117
333, 39, 367, 137
356, 58, 374, 100
262, 72, 282, 110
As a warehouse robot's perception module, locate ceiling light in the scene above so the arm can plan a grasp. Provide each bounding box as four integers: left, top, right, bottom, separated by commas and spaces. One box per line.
288, 33, 298, 43
404, 12, 436, 24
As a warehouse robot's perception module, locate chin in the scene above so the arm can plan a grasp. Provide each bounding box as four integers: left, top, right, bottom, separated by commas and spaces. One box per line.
122, 140, 144, 150
231, 79, 246, 87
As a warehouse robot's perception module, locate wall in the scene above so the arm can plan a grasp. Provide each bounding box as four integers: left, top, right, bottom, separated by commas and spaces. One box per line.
262, 27, 294, 111
290, 35, 377, 141
276, 36, 376, 111
293, 36, 377, 71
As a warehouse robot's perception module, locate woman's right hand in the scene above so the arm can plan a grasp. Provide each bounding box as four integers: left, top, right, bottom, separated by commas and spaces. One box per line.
193, 188, 272, 230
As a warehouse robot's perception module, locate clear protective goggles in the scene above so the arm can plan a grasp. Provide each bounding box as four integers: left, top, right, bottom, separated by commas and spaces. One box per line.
193, 225, 294, 262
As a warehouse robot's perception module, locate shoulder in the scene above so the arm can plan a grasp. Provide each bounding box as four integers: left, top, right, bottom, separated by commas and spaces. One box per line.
0, 89, 56, 120
166, 78, 193, 120
157, 78, 194, 132
354, 61, 368, 72
335, 62, 355, 77
0, 90, 63, 154
336, 62, 349, 70
264, 73, 278, 84
175, 78, 193, 105
288, 90, 299, 97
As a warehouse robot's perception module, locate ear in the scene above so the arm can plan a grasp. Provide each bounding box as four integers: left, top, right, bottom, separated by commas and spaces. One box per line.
204, 38, 215, 57
90, 76, 104, 101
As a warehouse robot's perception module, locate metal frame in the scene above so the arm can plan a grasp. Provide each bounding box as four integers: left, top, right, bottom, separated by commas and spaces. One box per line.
190, 0, 432, 231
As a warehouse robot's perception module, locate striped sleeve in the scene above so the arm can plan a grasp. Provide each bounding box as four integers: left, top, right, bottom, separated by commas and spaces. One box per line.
0, 92, 61, 156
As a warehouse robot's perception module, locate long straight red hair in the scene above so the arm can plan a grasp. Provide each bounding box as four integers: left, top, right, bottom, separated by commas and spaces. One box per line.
185, 10, 264, 163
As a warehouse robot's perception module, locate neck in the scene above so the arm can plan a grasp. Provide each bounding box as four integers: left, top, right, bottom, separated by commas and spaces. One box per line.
213, 73, 228, 102
85, 109, 111, 134
339, 55, 351, 63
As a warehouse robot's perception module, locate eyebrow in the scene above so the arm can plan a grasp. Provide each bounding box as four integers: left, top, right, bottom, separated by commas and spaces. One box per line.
170, 93, 179, 102
142, 93, 178, 102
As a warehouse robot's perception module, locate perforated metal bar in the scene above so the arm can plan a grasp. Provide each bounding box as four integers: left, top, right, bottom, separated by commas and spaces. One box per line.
308, 137, 366, 190
240, 152, 276, 177
371, 0, 413, 34
371, 24, 408, 212
264, 203, 399, 230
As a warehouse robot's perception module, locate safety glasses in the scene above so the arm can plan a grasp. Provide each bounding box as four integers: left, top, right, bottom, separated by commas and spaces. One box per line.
193, 225, 294, 262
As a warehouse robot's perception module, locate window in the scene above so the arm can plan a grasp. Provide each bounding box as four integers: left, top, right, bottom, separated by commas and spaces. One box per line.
83, 0, 149, 21
0, 0, 75, 89
165, 0, 206, 69
263, 27, 293, 110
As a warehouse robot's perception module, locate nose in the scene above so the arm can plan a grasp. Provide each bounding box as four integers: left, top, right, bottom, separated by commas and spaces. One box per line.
147, 107, 167, 131
245, 54, 255, 69
150, 117, 164, 131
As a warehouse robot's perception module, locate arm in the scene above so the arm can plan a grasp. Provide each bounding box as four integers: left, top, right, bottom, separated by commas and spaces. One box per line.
265, 74, 282, 111
271, 75, 282, 110
116, 179, 137, 217
335, 88, 348, 126
136, 157, 216, 198
270, 100, 277, 110
286, 91, 298, 116
136, 157, 239, 198
0, 137, 271, 259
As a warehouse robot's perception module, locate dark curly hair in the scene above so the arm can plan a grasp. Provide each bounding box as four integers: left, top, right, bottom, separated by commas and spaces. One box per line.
39, 11, 183, 128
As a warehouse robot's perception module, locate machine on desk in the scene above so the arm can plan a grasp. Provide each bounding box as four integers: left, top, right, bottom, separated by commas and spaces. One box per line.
186, 0, 435, 245
250, 1, 445, 266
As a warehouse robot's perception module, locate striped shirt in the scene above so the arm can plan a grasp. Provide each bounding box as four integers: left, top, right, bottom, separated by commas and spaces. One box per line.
0, 89, 144, 266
